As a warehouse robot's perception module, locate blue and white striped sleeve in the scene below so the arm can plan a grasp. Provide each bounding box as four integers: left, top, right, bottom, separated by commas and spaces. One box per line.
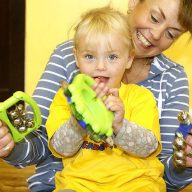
159, 67, 192, 191
4, 40, 79, 167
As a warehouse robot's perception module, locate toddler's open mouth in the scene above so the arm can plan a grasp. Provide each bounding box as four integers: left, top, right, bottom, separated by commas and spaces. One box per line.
94, 76, 109, 84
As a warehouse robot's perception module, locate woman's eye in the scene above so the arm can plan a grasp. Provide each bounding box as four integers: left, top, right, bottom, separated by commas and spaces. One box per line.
109, 54, 118, 61
150, 14, 159, 23
166, 31, 175, 40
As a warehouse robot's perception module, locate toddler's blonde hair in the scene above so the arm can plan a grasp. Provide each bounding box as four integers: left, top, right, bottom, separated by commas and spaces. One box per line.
74, 6, 133, 53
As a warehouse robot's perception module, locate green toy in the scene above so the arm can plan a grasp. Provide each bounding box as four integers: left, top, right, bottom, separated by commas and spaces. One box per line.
0, 91, 42, 142
64, 74, 114, 143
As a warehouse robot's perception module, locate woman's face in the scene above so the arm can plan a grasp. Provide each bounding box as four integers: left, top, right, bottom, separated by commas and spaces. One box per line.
128, 0, 186, 58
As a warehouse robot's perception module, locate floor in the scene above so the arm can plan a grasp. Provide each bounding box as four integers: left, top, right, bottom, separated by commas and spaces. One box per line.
0, 159, 192, 192
0, 159, 34, 192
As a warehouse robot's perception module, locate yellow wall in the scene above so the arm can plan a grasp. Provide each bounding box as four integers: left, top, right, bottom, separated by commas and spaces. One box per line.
26, 0, 192, 106
25, 0, 128, 95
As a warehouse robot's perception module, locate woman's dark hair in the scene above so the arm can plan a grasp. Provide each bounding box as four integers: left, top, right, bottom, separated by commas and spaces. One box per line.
139, 0, 192, 35
178, 0, 192, 35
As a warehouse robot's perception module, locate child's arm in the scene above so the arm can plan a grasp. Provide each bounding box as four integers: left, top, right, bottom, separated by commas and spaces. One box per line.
105, 87, 159, 158
46, 88, 86, 158
114, 119, 158, 158
50, 116, 86, 157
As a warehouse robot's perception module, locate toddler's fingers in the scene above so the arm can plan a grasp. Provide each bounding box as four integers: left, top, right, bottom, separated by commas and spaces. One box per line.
108, 88, 119, 97
94, 83, 109, 98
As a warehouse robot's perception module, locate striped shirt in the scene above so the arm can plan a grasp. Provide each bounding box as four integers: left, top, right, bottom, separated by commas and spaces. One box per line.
4, 40, 191, 192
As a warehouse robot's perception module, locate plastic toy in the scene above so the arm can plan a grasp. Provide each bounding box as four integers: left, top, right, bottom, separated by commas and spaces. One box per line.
63, 74, 114, 144
0, 91, 42, 142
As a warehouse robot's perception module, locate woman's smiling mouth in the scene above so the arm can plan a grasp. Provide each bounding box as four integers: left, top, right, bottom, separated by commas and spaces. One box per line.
136, 31, 152, 48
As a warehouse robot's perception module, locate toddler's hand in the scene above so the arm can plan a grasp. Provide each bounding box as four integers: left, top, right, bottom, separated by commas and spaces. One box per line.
92, 79, 109, 99
104, 88, 124, 134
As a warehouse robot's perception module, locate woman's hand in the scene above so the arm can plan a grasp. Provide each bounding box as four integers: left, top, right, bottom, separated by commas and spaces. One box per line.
0, 120, 15, 158
185, 132, 192, 167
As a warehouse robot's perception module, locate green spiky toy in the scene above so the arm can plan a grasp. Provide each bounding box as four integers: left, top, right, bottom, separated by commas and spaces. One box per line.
63, 74, 114, 144
0, 91, 42, 142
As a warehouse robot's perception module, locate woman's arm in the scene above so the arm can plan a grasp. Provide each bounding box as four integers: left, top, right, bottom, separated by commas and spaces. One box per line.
159, 68, 192, 191
3, 40, 79, 167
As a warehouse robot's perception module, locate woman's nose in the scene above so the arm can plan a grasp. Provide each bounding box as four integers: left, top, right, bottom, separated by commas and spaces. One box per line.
150, 28, 163, 41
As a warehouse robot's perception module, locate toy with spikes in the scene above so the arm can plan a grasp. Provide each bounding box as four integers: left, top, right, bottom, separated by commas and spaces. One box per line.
61, 74, 114, 145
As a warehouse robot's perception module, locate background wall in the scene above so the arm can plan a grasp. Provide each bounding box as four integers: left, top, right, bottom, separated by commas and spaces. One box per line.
25, 0, 192, 106
25, 0, 128, 94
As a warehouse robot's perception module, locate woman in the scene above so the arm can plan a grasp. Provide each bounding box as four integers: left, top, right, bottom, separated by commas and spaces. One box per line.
0, 0, 192, 191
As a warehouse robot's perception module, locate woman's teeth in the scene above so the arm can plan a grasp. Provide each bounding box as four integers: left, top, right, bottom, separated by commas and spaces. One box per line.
137, 32, 151, 47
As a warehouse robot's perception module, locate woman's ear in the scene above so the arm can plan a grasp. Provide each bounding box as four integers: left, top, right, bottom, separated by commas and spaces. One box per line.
126, 50, 135, 69
128, 0, 140, 11
73, 48, 79, 67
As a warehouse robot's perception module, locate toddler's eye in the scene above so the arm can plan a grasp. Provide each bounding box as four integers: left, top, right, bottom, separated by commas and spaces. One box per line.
108, 54, 118, 61
85, 54, 94, 60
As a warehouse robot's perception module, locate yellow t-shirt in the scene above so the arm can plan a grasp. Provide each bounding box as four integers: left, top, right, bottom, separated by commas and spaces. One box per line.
46, 83, 165, 192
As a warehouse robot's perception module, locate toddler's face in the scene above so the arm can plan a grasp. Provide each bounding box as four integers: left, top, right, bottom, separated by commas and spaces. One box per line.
74, 32, 133, 89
